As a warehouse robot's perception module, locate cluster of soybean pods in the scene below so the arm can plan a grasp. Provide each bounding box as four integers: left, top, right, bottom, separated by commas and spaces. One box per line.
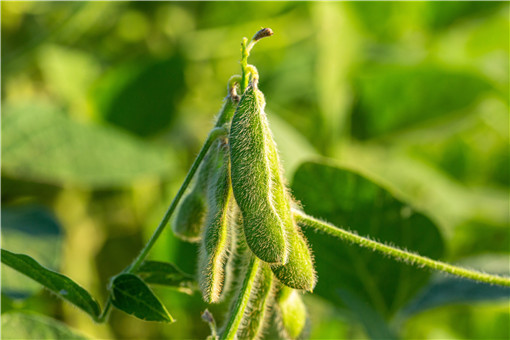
172, 28, 315, 340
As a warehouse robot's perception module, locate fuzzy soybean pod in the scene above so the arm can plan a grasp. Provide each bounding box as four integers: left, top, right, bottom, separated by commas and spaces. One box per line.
199, 141, 234, 303
236, 263, 276, 340
173, 144, 217, 242
229, 82, 288, 264
276, 285, 307, 340
263, 117, 317, 292
270, 226, 316, 292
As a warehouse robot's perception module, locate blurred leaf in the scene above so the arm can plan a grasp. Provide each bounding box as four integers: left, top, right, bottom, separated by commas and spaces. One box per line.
136, 260, 196, 295
337, 289, 397, 340
93, 56, 185, 137
111, 273, 174, 322
37, 45, 100, 108
351, 64, 491, 139
425, 2, 505, 31
292, 161, 445, 322
1, 312, 89, 340
1, 102, 174, 188
399, 276, 510, 318
1, 249, 101, 320
1, 205, 62, 299
268, 112, 319, 175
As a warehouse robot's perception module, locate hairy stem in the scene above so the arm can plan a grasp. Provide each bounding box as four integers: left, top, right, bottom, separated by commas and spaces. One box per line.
293, 210, 510, 287
98, 126, 228, 322
221, 256, 260, 340
127, 126, 228, 273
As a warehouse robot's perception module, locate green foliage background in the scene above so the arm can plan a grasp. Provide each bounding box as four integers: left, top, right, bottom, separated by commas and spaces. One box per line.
2, 2, 509, 339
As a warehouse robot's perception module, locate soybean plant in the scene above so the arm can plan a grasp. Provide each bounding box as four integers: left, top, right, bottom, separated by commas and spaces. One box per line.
2, 28, 509, 340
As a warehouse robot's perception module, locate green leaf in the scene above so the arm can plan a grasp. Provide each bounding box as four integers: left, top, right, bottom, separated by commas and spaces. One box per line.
1, 312, 89, 340
0, 249, 101, 320
291, 161, 445, 322
111, 273, 174, 322
351, 64, 491, 139
136, 260, 196, 295
337, 289, 397, 340
1, 205, 63, 299
400, 276, 510, 318
92, 56, 185, 137
1, 102, 174, 188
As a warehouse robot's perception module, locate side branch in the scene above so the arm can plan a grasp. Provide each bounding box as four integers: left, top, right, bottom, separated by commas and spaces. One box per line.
293, 210, 510, 287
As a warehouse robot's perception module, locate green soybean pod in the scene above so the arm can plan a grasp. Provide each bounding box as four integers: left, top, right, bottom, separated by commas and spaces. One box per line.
173, 92, 238, 242
236, 263, 275, 340
270, 225, 316, 292
276, 285, 307, 340
264, 121, 316, 292
172, 145, 217, 242
199, 141, 234, 303
229, 82, 288, 264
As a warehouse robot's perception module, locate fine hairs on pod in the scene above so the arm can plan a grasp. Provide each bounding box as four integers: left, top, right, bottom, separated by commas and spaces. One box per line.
276, 285, 308, 340
236, 263, 276, 340
198, 140, 235, 303
229, 82, 288, 265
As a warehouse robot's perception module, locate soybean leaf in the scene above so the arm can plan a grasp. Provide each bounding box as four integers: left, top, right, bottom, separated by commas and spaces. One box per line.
400, 276, 510, 319
1, 312, 89, 340
92, 56, 185, 137
1, 205, 63, 299
0, 249, 101, 320
111, 273, 174, 322
400, 255, 510, 318
1, 102, 174, 188
351, 64, 491, 140
136, 260, 196, 295
292, 161, 445, 323
337, 289, 397, 340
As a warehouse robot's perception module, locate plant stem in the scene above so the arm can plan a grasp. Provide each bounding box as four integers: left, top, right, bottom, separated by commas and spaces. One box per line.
221, 255, 260, 340
97, 296, 112, 322
98, 126, 228, 323
127, 126, 228, 273
293, 210, 510, 287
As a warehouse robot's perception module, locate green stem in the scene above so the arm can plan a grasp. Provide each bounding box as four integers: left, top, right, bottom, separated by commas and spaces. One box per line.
128, 126, 228, 273
221, 256, 260, 340
98, 126, 228, 323
240, 38, 249, 93
97, 296, 112, 322
293, 210, 510, 287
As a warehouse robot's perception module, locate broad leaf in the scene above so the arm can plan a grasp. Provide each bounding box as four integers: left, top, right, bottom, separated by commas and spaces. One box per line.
351, 64, 490, 139
92, 56, 185, 137
1, 312, 89, 340
400, 255, 510, 318
1, 249, 101, 320
1, 102, 174, 188
136, 260, 196, 295
292, 161, 445, 330
111, 273, 174, 322
400, 276, 510, 318
337, 289, 397, 340
1, 205, 63, 299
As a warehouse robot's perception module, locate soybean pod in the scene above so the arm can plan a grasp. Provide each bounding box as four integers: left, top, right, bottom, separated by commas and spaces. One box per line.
236, 263, 275, 340
229, 82, 288, 264
199, 141, 234, 303
276, 285, 307, 340
173, 94, 238, 242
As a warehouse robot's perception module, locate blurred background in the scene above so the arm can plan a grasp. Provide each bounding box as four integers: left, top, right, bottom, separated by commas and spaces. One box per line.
1, 2, 509, 339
